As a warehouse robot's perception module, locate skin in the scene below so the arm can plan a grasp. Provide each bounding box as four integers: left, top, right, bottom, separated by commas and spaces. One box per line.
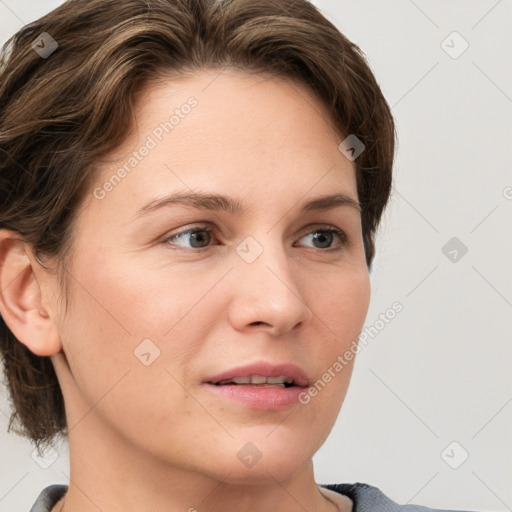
0, 69, 371, 512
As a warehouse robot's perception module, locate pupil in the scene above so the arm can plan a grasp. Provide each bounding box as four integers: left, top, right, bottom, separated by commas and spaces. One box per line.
313, 231, 332, 248
190, 230, 210, 248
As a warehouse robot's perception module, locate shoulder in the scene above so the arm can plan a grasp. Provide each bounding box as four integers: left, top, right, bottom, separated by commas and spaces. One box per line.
321, 482, 480, 512
29, 484, 68, 512
31, 482, 481, 512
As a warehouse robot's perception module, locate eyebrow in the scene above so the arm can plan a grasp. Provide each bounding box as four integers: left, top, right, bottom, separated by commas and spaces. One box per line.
134, 191, 361, 218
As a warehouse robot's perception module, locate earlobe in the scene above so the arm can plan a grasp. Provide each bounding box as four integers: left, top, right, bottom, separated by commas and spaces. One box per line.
0, 230, 62, 356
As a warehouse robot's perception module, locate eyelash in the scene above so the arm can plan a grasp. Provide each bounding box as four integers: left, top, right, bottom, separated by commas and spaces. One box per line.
162, 223, 348, 253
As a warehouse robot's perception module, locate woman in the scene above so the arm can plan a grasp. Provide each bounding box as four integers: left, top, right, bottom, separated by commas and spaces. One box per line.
0, 1, 476, 511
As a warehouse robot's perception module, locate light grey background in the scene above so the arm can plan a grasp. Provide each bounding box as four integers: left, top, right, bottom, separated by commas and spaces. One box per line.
0, 1, 511, 511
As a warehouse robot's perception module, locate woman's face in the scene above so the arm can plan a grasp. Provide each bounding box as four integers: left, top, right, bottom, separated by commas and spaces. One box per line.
51, 69, 370, 483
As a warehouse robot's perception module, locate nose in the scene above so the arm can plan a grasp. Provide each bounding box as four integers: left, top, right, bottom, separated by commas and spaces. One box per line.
227, 240, 314, 337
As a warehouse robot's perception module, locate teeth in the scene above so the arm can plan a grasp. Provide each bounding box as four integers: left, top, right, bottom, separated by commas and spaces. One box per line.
216, 375, 295, 386
266, 376, 286, 384
232, 377, 251, 384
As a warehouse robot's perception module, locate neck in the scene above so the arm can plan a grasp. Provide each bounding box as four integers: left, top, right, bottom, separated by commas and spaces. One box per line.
55, 415, 344, 512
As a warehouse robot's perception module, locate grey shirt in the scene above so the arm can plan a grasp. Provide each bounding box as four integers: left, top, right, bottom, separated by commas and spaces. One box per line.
29, 483, 475, 511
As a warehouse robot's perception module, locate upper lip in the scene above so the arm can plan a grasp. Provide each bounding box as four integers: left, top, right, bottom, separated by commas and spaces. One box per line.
204, 361, 310, 387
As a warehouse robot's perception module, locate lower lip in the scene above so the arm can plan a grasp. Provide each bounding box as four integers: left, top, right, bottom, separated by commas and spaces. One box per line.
204, 383, 306, 410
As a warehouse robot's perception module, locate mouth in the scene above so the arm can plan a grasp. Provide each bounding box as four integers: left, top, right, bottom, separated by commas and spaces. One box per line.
203, 362, 310, 410
204, 361, 309, 388
210, 375, 298, 388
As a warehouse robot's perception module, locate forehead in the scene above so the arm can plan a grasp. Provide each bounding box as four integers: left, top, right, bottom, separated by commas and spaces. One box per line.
82, 69, 357, 222
135, 68, 342, 140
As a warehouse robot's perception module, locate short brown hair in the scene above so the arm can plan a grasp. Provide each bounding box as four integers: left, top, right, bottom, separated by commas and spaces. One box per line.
0, 0, 395, 450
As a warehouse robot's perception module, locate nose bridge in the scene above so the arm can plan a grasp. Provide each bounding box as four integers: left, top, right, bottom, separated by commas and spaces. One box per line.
238, 231, 295, 292
228, 231, 312, 334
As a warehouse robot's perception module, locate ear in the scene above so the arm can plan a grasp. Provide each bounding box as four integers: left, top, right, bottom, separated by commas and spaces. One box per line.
0, 230, 62, 356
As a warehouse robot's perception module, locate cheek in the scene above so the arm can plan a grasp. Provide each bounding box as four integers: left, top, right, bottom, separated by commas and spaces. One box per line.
305, 267, 369, 407
56, 280, 135, 413
66, 251, 206, 340
56, 274, 200, 444
57, 255, 220, 404
314, 265, 371, 347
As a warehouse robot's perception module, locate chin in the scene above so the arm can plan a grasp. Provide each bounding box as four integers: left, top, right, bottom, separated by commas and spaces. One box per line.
218, 457, 310, 486
199, 430, 317, 485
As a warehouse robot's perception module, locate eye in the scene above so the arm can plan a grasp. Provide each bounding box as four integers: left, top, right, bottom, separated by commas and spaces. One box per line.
164, 225, 215, 250
295, 226, 347, 251
163, 224, 347, 252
